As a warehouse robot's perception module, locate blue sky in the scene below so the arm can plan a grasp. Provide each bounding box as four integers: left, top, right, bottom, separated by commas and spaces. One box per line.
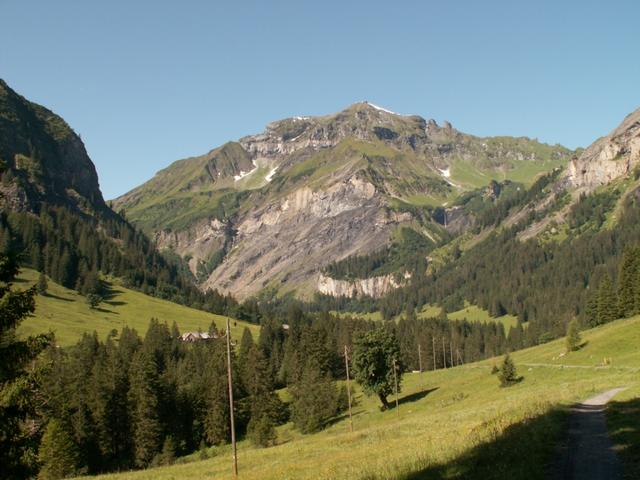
2, 0, 639, 199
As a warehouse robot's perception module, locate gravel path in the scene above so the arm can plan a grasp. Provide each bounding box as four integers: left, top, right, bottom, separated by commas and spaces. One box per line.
554, 388, 626, 480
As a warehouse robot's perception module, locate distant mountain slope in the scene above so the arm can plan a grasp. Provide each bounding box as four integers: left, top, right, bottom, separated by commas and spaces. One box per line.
566, 107, 640, 189
0, 79, 107, 214
114, 102, 572, 299
0, 79, 236, 316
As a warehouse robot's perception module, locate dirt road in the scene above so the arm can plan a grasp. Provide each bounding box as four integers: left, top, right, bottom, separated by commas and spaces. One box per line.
554, 388, 626, 479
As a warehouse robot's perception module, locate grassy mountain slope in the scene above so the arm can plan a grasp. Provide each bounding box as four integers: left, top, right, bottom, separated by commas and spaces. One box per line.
83, 316, 640, 480
113, 102, 572, 299
17, 268, 258, 346
0, 78, 107, 214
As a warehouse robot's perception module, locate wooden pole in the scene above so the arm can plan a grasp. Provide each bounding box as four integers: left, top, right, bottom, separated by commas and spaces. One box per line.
432, 336, 437, 370
450, 341, 454, 367
393, 358, 399, 416
226, 318, 238, 478
442, 337, 447, 369
418, 343, 423, 390
344, 345, 353, 433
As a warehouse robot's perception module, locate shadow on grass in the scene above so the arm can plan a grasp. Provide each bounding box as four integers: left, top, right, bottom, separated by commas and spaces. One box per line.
101, 282, 126, 304
41, 293, 74, 302
389, 387, 439, 410
398, 405, 570, 480
607, 396, 640, 479
104, 300, 126, 306
94, 307, 119, 315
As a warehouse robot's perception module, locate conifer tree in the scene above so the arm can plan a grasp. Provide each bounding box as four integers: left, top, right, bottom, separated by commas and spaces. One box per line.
290, 365, 341, 434
565, 319, 582, 352
247, 413, 277, 447
617, 248, 638, 317
498, 353, 519, 387
203, 343, 230, 445
241, 342, 283, 445
37, 419, 80, 480
128, 351, 163, 467
0, 253, 52, 478
597, 274, 618, 324
37, 271, 48, 295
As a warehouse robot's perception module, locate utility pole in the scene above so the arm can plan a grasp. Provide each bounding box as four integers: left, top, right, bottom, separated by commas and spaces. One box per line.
225, 318, 238, 478
442, 337, 447, 369
432, 336, 437, 370
344, 345, 353, 433
393, 358, 399, 416
418, 343, 423, 390
450, 341, 454, 367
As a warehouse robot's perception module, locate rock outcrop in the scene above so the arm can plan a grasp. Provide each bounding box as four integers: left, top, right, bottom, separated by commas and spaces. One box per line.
317, 273, 407, 298
0, 79, 108, 214
566, 108, 640, 189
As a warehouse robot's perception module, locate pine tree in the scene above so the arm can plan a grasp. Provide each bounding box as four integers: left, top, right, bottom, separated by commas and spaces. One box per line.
290, 365, 341, 434
37, 272, 48, 295
0, 254, 52, 478
597, 274, 618, 324
156, 435, 176, 466
128, 351, 163, 467
498, 353, 519, 387
247, 412, 277, 447
203, 343, 230, 446
565, 319, 582, 352
240, 342, 284, 445
565, 318, 582, 352
37, 419, 80, 480
617, 248, 638, 317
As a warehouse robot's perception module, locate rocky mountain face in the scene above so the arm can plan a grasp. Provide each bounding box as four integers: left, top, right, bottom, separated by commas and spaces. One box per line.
0, 79, 107, 215
115, 102, 574, 299
565, 108, 640, 190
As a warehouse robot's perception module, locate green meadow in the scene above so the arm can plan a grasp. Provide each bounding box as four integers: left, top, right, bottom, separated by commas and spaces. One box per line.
81, 316, 640, 480
17, 269, 259, 346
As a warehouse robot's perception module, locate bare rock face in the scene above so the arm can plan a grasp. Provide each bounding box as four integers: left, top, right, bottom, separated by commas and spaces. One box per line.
155, 218, 228, 274
317, 273, 406, 298
566, 108, 640, 189
202, 174, 411, 299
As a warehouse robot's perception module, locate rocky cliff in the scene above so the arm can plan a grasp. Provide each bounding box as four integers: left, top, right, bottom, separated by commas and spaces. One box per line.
566, 108, 640, 190
0, 79, 107, 214
114, 102, 573, 299
317, 272, 408, 298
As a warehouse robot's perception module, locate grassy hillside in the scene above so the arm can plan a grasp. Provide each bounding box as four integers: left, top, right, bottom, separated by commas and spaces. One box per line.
17, 269, 259, 346
82, 316, 640, 480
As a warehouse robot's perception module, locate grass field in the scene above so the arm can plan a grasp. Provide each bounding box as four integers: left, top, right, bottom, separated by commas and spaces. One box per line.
416, 302, 520, 330
81, 315, 640, 480
17, 269, 259, 346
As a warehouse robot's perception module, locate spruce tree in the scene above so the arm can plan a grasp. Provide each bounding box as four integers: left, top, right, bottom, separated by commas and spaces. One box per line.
37, 419, 80, 480
290, 365, 341, 434
128, 351, 163, 467
247, 411, 277, 447
241, 342, 283, 445
37, 272, 48, 295
597, 274, 618, 324
0, 254, 52, 478
498, 353, 519, 387
565, 319, 581, 352
617, 248, 638, 317
203, 343, 230, 445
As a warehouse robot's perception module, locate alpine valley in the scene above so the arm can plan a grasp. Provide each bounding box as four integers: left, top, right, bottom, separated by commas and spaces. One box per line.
113, 102, 575, 299
3, 76, 640, 480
